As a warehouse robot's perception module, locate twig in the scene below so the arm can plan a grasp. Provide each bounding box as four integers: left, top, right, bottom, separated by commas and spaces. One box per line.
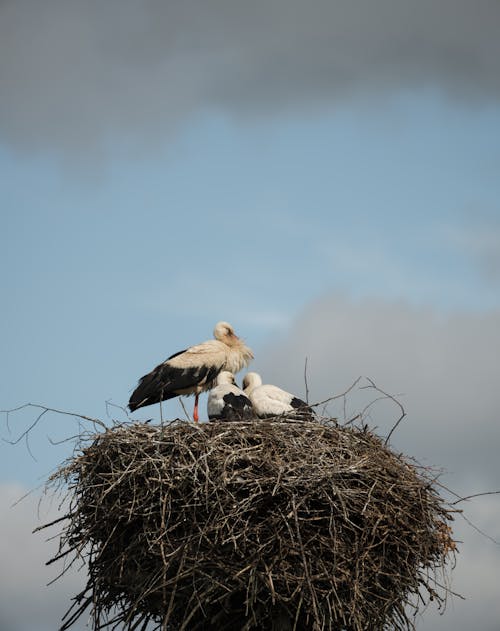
291, 496, 320, 625
105, 400, 131, 419
303, 357, 310, 404
311, 376, 364, 409
178, 397, 191, 422
458, 512, 500, 546
1, 403, 107, 446
451, 490, 500, 505
357, 378, 408, 445
33, 513, 70, 532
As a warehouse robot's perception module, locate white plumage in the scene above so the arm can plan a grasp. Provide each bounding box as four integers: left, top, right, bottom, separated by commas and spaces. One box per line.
129, 322, 253, 422
242, 372, 314, 420
207, 371, 254, 421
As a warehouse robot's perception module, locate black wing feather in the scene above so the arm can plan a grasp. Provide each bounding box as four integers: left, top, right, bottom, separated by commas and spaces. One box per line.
129, 352, 220, 412
289, 397, 315, 419
210, 392, 254, 421
221, 392, 254, 421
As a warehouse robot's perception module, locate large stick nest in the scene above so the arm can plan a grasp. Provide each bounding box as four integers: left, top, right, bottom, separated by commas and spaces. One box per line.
46, 419, 457, 631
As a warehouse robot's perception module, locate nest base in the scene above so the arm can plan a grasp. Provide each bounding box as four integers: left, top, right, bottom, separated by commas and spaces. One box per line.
47, 419, 456, 631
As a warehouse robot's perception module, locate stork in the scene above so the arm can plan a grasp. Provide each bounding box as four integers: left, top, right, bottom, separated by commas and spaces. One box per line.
129, 322, 253, 422
242, 372, 314, 420
207, 371, 254, 421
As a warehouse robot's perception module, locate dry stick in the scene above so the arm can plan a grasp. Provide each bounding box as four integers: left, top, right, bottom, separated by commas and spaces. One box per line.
343, 413, 362, 427
429, 477, 500, 544
429, 477, 464, 503
26, 423, 39, 461
451, 490, 500, 505
311, 376, 364, 409
458, 512, 500, 546
357, 378, 407, 445
178, 397, 191, 423
48, 433, 87, 446
360, 394, 399, 421
105, 399, 131, 420
291, 496, 320, 627
138, 618, 150, 631
47, 547, 87, 588
159, 486, 168, 631
1, 403, 107, 445
127, 614, 149, 631
60, 594, 93, 631
303, 356, 310, 404
1, 406, 50, 460
164, 546, 188, 629
33, 513, 70, 532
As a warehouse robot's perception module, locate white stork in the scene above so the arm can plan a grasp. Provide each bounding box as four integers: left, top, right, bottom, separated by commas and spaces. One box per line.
129, 322, 253, 422
242, 372, 314, 420
207, 371, 254, 422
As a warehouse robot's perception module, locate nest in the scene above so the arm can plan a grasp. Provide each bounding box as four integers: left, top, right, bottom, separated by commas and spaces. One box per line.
46, 419, 457, 631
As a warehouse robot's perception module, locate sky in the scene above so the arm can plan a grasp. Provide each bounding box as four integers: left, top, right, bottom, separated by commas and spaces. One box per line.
1, 1, 500, 629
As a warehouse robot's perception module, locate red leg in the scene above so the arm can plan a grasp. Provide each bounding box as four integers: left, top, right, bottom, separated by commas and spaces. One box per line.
193, 393, 199, 423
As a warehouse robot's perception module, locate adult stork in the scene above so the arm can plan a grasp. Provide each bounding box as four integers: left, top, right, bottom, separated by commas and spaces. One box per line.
207, 371, 254, 422
128, 322, 253, 422
242, 372, 314, 420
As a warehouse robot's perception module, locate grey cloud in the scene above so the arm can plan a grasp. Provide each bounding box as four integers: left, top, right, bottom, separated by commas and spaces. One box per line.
453, 218, 500, 285
257, 295, 500, 481
0, 484, 87, 631
254, 294, 500, 629
1, 0, 500, 153
255, 292, 500, 473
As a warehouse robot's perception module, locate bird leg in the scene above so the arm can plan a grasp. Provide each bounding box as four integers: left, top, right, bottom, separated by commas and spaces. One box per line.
193, 393, 199, 423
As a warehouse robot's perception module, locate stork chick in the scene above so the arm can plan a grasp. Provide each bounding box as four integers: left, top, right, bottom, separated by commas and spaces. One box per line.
207, 371, 254, 421
242, 372, 314, 420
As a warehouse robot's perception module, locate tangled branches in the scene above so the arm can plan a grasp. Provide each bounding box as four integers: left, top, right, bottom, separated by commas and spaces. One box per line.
44, 419, 457, 631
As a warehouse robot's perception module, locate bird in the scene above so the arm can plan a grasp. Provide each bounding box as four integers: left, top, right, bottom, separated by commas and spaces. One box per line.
242, 372, 314, 420
207, 371, 255, 421
128, 322, 253, 422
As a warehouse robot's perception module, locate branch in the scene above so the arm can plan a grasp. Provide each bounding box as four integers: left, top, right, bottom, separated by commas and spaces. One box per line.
105, 399, 131, 420
311, 376, 364, 409
311, 377, 407, 443
1, 404, 107, 453
451, 490, 500, 505
303, 356, 310, 404
357, 378, 407, 445
458, 511, 500, 546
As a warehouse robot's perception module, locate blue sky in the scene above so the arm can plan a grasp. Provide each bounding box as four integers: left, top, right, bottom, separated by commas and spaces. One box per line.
1, 2, 500, 629
3, 94, 500, 430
